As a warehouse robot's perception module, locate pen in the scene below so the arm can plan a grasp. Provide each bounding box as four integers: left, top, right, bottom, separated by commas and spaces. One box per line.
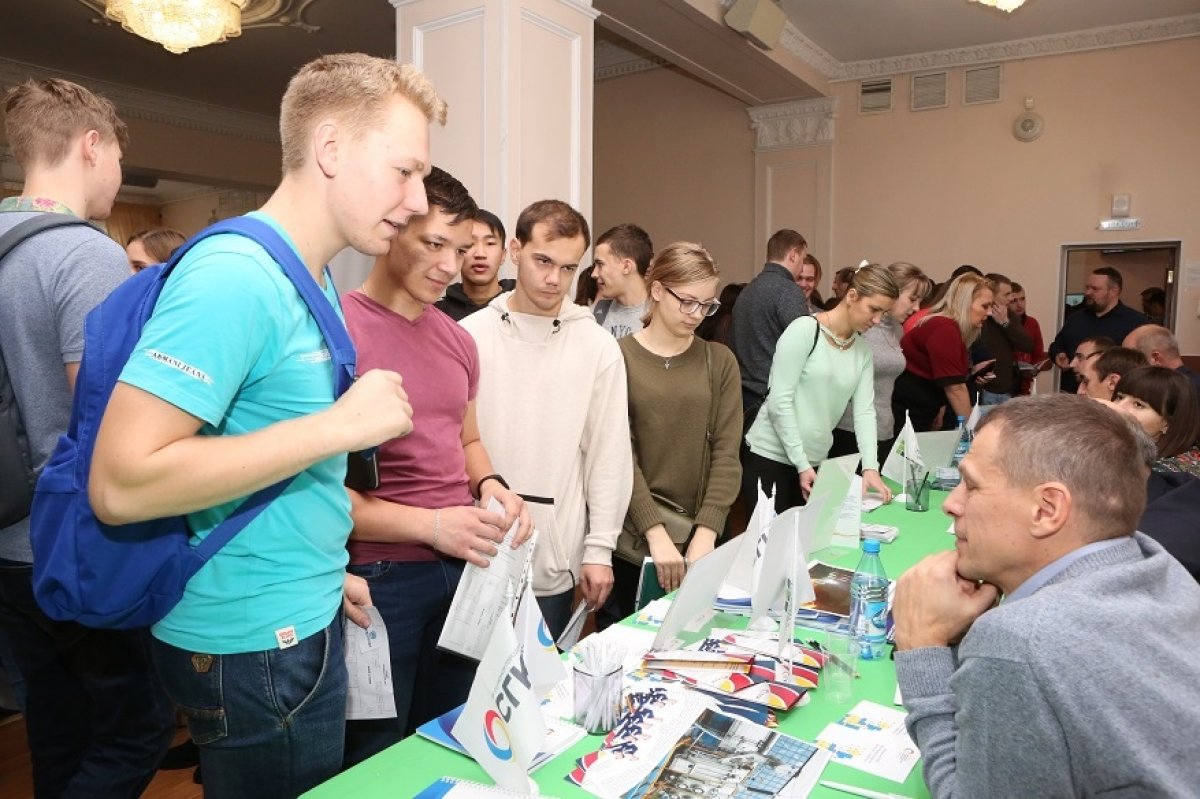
820, 780, 910, 799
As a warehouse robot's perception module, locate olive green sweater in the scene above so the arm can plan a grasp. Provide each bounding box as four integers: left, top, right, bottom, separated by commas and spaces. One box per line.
621, 335, 743, 537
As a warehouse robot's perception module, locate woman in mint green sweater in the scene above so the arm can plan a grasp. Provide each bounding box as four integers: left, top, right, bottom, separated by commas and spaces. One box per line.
745, 264, 899, 512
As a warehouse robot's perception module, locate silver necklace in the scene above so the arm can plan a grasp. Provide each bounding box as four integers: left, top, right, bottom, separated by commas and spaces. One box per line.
817, 314, 855, 350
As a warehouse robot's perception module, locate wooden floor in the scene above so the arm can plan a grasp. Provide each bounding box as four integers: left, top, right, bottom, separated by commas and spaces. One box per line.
0, 714, 201, 799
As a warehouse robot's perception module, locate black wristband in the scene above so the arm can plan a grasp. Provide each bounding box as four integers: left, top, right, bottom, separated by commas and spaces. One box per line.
475, 473, 509, 499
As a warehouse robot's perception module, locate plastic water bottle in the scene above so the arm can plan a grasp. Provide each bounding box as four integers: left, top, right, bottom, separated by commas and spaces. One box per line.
848, 539, 889, 660
952, 415, 971, 464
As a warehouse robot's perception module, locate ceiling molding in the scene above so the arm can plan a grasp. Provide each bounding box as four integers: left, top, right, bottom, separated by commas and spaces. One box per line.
0, 57, 279, 143
777, 22, 842, 77
594, 38, 668, 81
595, 55, 668, 81
747, 96, 835, 151
777, 13, 1200, 83
557, 0, 601, 21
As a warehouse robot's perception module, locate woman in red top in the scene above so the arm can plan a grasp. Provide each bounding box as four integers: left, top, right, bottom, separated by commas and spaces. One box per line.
892, 274, 994, 431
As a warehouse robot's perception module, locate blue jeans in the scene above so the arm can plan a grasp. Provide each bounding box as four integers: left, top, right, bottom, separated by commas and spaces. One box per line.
0, 562, 173, 798
537, 587, 576, 642
343, 558, 476, 767
150, 615, 347, 799
979, 390, 1012, 406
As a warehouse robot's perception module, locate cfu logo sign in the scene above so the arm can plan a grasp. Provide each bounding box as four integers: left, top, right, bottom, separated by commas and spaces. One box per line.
483, 709, 512, 760
536, 619, 556, 652
482, 652, 532, 761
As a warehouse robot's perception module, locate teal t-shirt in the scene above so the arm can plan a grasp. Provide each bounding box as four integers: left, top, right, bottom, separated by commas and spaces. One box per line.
118, 213, 350, 654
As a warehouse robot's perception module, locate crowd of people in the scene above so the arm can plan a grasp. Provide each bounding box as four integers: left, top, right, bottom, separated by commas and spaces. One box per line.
1, 52, 1198, 799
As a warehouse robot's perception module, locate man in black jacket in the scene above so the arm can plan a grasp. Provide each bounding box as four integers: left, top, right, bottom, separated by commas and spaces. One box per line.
1049, 267, 1147, 393
436, 208, 515, 321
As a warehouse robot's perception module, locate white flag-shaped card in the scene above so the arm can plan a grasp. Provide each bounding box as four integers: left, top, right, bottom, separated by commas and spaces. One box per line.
966, 403, 982, 433
882, 413, 923, 485
451, 615, 544, 793
749, 481, 776, 598
514, 579, 567, 698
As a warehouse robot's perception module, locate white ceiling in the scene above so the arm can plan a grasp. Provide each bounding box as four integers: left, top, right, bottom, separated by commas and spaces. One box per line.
4, 0, 1198, 199
781, 0, 1200, 64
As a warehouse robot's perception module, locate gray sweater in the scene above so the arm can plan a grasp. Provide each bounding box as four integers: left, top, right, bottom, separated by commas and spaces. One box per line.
837, 317, 906, 439
728, 263, 809, 400
896, 533, 1200, 798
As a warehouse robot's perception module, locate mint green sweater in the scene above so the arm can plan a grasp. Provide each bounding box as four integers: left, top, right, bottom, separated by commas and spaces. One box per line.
745, 315, 879, 471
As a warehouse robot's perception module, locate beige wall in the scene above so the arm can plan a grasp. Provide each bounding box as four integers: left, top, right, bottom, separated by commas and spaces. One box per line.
122, 118, 279, 191
594, 66, 756, 284
830, 38, 1200, 356
595, 38, 1200, 356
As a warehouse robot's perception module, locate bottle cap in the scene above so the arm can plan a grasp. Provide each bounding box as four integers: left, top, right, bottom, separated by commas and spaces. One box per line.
862, 539, 881, 554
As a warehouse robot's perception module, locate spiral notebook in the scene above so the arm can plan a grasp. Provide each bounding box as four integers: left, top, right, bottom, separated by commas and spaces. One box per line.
414, 776, 530, 798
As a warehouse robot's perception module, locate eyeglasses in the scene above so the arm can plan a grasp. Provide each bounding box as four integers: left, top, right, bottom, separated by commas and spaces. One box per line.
662, 285, 721, 317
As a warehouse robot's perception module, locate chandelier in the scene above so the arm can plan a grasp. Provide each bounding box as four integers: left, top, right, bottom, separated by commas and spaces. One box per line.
105, 0, 249, 54
969, 0, 1027, 12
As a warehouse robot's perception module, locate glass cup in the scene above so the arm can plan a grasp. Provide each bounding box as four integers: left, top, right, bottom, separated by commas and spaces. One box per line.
573, 664, 623, 734
904, 461, 931, 512
821, 628, 860, 706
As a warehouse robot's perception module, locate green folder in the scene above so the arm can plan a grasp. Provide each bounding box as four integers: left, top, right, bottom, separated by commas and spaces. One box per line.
634, 556, 669, 610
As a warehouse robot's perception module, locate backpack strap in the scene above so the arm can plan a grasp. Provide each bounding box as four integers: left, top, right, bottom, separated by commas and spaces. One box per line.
157, 216, 359, 567
158, 216, 357, 395
0, 214, 94, 264
0, 215, 96, 481
593, 298, 613, 326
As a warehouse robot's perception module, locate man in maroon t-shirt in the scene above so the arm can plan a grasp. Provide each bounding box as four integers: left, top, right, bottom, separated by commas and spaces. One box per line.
1008, 282, 1048, 395
341, 166, 531, 766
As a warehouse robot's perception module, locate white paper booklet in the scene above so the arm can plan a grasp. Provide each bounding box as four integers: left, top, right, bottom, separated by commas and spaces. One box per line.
438, 499, 533, 660
815, 700, 920, 783
343, 606, 396, 720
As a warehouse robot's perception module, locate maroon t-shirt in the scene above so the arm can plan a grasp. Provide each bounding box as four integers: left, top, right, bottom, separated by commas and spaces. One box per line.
900, 315, 969, 385
342, 292, 478, 564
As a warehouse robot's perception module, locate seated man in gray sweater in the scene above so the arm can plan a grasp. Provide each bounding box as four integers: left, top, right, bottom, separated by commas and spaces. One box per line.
893, 392, 1200, 799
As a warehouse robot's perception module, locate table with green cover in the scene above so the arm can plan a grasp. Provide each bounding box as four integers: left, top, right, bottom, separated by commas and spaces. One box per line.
305, 491, 955, 799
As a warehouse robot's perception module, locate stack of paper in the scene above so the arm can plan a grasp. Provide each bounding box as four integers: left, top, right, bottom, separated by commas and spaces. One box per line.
568, 690, 831, 798
815, 700, 921, 784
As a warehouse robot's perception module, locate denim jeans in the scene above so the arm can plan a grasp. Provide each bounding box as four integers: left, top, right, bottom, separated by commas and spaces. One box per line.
150, 615, 347, 799
0, 562, 174, 798
979, 390, 1012, 406
536, 586, 576, 642
343, 558, 476, 767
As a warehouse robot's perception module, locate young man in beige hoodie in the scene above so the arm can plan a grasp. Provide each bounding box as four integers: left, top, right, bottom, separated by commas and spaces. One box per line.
461, 200, 632, 637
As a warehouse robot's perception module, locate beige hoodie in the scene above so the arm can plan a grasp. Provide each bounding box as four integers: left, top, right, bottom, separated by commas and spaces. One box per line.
461, 293, 632, 596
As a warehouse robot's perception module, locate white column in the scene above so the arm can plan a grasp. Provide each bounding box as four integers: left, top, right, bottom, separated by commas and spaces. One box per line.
391, 0, 597, 266
747, 97, 836, 271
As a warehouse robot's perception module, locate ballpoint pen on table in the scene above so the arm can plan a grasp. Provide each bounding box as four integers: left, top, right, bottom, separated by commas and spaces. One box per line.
819, 780, 910, 799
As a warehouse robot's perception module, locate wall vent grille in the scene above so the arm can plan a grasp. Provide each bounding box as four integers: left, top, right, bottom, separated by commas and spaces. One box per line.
859, 78, 892, 113
964, 64, 1003, 105
911, 72, 948, 111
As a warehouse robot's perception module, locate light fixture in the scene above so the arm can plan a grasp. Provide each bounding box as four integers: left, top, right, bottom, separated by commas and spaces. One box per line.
105, 0, 249, 54
969, 0, 1027, 12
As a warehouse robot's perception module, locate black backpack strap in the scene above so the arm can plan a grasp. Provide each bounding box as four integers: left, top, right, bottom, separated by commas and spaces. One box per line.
0, 214, 94, 265
593, 299, 613, 326
0, 215, 96, 488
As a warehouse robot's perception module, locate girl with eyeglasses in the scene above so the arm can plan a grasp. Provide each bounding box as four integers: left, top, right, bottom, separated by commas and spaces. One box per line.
744, 263, 899, 512
597, 242, 743, 627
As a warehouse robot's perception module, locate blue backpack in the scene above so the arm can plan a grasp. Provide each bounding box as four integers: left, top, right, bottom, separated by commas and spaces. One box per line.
30, 216, 357, 629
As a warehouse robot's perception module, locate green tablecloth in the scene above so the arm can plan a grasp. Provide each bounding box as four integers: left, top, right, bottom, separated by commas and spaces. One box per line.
305, 492, 955, 798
